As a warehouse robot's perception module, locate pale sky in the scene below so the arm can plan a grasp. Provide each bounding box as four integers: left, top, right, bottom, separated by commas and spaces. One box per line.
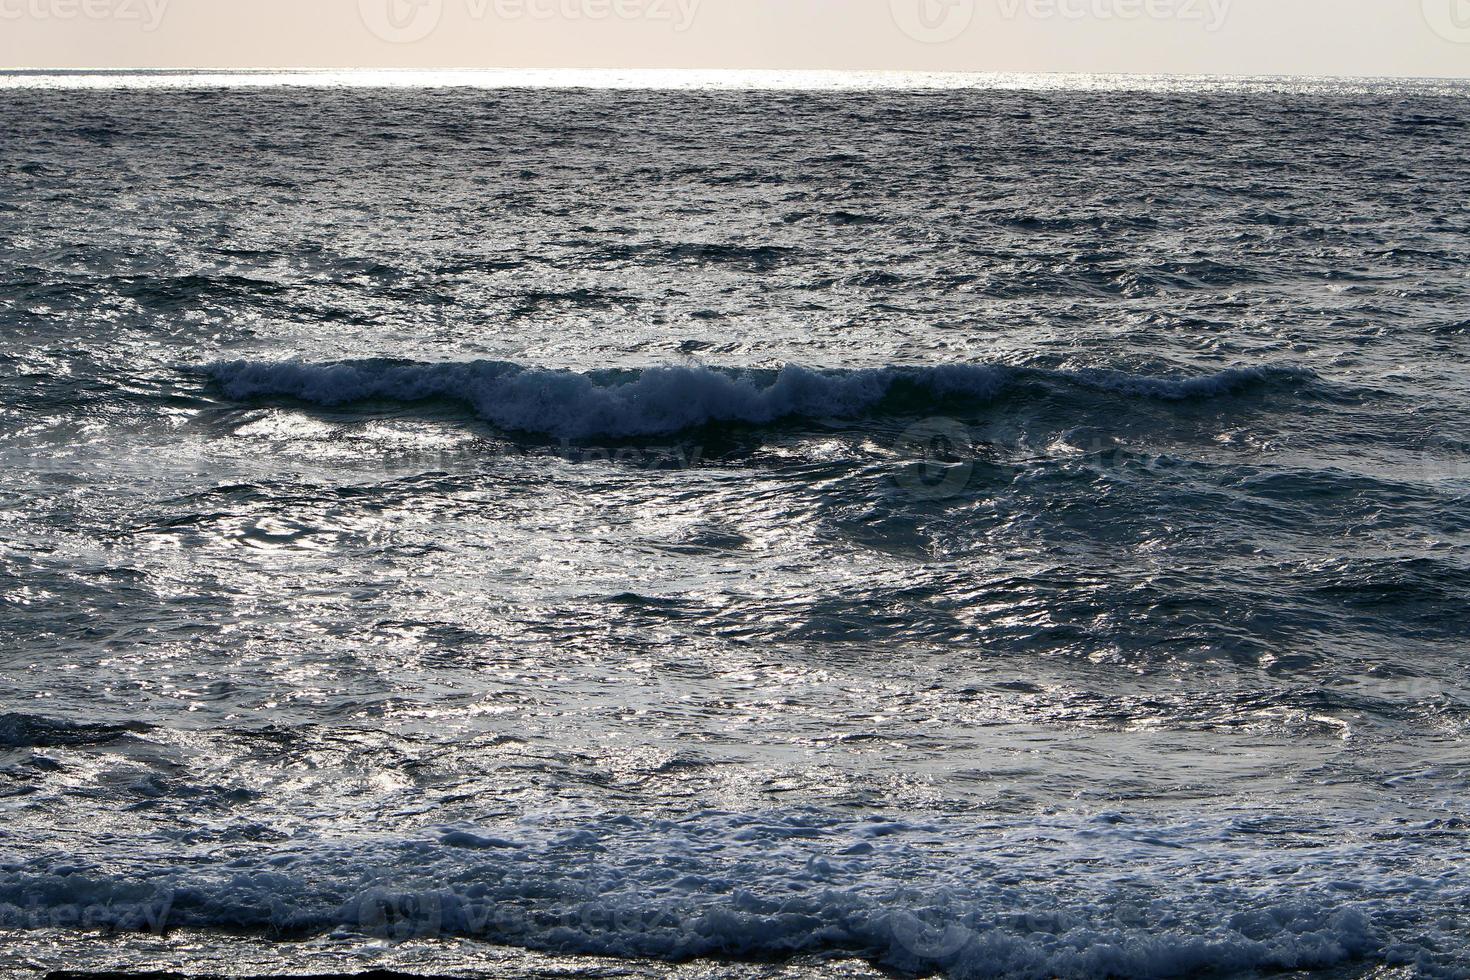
2, 0, 1469, 77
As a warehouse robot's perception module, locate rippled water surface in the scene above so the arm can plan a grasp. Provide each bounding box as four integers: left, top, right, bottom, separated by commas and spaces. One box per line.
1, 73, 1469, 979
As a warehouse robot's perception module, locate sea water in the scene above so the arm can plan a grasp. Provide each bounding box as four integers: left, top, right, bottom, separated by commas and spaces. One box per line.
1, 72, 1468, 978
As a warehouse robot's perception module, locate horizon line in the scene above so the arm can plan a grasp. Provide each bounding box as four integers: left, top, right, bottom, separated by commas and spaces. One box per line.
3, 66, 1469, 79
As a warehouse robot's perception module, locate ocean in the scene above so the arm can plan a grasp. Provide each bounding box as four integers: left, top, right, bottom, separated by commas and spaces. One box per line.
1, 71, 1468, 979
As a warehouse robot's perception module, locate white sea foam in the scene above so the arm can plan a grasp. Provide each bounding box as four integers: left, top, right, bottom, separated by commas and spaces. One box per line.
1, 810, 1462, 978
202, 360, 1306, 439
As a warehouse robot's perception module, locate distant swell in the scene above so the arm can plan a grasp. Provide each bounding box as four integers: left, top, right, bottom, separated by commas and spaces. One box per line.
202, 360, 1310, 439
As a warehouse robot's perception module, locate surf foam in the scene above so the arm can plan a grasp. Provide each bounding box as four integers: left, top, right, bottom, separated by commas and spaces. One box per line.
1, 809, 1462, 978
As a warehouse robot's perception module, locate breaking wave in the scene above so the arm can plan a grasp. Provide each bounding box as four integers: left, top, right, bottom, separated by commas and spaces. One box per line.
202, 360, 1312, 439
1, 808, 1461, 978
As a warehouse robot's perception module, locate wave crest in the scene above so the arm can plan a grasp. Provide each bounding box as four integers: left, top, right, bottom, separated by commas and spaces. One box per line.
202, 359, 1309, 439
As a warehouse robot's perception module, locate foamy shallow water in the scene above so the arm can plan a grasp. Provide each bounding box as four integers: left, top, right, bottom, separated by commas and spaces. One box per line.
1, 73, 1468, 978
